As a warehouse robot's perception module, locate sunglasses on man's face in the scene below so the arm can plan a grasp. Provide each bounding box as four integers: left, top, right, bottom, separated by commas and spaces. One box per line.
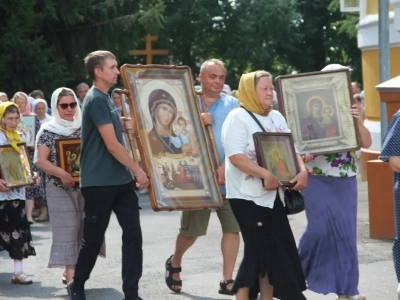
58, 102, 77, 110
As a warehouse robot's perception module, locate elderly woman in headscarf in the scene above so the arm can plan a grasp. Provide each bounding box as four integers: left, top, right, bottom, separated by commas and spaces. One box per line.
147, 89, 182, 155
221, 71, 308, 300
0, 102, 39, 285
35, 88, 105, 285
32, 99, 52, 125
13, 92, 46, 223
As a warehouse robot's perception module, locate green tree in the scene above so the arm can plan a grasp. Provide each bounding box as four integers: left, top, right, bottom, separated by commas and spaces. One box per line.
0, 0, 165, 98
288, 0, 361, 81
0, 0, 66, 98
156, 0, 302, 89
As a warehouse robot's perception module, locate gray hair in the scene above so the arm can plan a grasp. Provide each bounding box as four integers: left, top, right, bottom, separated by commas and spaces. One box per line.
199, 59, 226, 75
76, 82, 89, 90
254, 70, 272, 86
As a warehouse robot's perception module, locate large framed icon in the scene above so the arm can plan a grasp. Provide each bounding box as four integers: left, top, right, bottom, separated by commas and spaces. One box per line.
120, 64, 223, 211
275, 69, 360, 155
0, 143, 35, 187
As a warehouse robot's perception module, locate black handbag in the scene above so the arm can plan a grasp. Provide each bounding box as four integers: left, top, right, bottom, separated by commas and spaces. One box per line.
284, 187, 305, 215
242, 106, 305, 215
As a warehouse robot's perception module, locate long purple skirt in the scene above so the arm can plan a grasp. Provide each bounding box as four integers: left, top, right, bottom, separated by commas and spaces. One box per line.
298, 175, 359, 295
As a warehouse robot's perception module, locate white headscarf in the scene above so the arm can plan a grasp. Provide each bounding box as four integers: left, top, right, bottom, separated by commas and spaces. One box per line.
34, 87, 81, 162
32, 99, 52, 124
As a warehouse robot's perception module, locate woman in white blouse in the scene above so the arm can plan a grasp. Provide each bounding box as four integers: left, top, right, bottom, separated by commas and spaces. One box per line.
221, 71, 308, 300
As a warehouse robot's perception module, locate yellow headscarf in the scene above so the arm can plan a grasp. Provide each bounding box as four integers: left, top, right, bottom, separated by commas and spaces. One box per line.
237, 71, 273, 116
0, 102, 23, 152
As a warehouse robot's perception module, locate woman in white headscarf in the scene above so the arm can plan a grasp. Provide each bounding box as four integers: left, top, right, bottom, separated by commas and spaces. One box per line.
32, 99, 52, 124
35, 88, 105, 285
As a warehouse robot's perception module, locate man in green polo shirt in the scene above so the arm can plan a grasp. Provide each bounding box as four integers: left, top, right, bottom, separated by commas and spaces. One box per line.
67, 50, 149, 300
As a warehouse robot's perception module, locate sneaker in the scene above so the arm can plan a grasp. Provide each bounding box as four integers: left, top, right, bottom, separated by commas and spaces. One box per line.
67, 281, 86, 300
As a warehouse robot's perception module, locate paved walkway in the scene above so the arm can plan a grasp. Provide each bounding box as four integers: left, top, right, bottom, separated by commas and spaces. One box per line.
0, 181, 396, 299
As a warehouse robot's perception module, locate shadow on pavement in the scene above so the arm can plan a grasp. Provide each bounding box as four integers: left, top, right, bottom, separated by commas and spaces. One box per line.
0, 273, 65, 299
172, 292, 230, 300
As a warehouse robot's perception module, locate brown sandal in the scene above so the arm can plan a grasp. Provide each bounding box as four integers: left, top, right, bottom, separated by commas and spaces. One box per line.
11, 272, 33, 285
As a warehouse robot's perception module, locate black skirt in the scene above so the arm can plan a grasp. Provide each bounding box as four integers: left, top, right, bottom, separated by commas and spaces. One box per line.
0, 200, 36, 260
229, 196, 306, 300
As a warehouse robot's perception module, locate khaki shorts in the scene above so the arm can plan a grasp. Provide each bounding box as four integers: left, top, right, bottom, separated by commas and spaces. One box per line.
179, 198, 240, 237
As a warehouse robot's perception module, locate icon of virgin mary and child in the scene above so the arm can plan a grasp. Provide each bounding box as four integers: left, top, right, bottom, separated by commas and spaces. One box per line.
147, 89, 197, 156
300, 97, 339, 140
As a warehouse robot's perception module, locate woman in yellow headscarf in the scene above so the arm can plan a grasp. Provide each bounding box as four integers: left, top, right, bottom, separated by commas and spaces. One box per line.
221, 71, 308, 300
0, 102, 39, 285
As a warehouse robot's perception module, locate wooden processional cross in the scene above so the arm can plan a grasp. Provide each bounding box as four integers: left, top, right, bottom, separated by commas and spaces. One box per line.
129, 35, 169, 64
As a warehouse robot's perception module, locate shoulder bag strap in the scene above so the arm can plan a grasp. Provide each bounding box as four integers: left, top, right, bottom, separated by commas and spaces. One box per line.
240, 106, 266, 133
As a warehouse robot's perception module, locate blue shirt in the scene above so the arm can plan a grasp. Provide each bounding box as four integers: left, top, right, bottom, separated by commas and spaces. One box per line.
198, 93, 239, 195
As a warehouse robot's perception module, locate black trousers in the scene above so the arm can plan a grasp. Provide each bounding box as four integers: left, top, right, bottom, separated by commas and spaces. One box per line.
74, 181, 142, 299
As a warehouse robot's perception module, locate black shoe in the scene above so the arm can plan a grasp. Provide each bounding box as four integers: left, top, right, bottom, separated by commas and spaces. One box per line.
123, 297, 143, 300
67, 281, 86, 300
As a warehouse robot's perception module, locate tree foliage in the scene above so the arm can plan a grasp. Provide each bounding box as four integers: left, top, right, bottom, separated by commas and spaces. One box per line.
0, 0, 164, 98
288, 0, 361, 79
0, 0, 361, 97
155, 0, 302, 88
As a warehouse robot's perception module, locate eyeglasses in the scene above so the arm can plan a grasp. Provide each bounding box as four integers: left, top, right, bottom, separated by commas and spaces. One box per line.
58, 102, 77, 110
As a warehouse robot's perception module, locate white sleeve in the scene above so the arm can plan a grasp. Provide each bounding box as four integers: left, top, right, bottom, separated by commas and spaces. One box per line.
222, 111, 249, 158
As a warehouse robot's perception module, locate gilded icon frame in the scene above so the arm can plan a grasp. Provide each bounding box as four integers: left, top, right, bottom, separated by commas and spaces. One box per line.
253, 132, 299, 186
0, 143, 35, 187
56, 138, 81, 183
275, 69, 360, 155
120, 64, 223, 211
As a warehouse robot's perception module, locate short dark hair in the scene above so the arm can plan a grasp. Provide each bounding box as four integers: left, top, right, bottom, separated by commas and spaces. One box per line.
57, 89, 75, 105
84, 50, 116, 80
30, 89, 44, 99
4, 104, 20, 116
